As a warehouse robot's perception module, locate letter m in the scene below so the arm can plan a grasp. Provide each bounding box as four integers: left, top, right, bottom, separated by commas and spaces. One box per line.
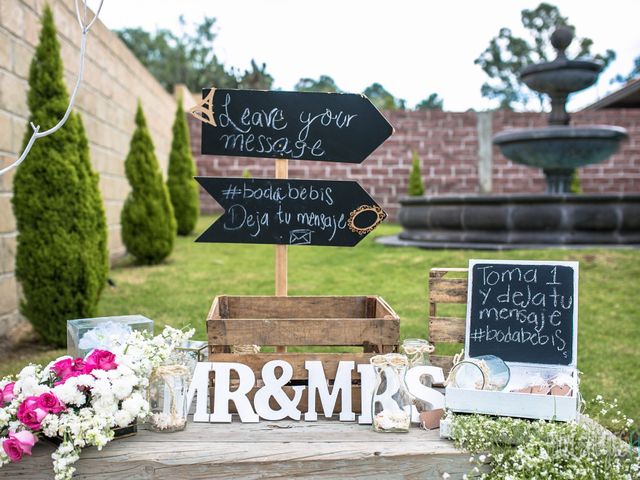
304, 360, 355, 421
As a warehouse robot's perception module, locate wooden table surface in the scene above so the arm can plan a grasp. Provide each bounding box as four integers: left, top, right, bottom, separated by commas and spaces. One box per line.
0, 420, 471, 479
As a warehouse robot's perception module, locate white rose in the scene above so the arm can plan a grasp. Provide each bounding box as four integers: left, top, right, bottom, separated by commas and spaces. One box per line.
111, 378, 133, 400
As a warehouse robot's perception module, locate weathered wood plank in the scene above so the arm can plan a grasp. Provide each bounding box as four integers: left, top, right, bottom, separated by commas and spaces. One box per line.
430, 355, 455, 375
0, 421, 471, 480
207, 318, 400, 347
429, 317, 466, 343
208, 353, 376, 380
213, 296, 371, 319
428, 278, 468, 304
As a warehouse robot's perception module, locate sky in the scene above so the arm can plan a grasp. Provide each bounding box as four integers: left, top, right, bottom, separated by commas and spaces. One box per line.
98, 0, 640, 112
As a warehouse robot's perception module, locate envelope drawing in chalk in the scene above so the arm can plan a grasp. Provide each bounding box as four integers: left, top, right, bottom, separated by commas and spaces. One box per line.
289, 229, 313, 245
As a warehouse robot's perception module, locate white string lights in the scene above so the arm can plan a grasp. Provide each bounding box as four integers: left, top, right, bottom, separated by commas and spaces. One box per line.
0, 0, 104, 177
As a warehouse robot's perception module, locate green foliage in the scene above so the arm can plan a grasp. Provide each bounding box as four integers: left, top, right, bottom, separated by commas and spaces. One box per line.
614, 55, 640, 83
116, 17, 273, 92
12, 6, 108, 347
241, 168, 252, 178
167, 99, 199, 236
415, 93, 444, 110
121, 103, 176, 264
447, 396, 639, 478
407, 152, 425, 196
569, 170, 582, 194
363, 83, 406, 111
476, 2, 616, 109
295, 75, 341, 93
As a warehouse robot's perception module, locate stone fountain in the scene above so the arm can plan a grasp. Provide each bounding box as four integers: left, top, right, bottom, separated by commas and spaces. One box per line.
493, 27, 628, 193
385, 27, 639, 249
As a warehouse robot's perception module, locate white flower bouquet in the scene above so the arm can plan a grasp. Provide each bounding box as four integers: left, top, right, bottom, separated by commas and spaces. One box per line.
0, 326, 194, 480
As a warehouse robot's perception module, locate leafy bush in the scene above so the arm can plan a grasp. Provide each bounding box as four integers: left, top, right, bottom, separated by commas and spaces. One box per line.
407, 151, 425, 196
121, 103, 176, 264
167, 99, 199, 235
12, 6, 108, 346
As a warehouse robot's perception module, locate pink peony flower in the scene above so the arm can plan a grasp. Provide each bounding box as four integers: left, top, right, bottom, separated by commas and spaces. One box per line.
36, 392, 65, 414
2, 430, 37, 462
84, 349, 117, 373
16, 397, 47, 431
2, 382, 15, 403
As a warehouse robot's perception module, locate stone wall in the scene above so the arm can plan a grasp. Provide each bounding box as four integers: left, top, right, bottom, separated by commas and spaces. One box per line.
191, 108, 640, 220
0, 0, 177, 342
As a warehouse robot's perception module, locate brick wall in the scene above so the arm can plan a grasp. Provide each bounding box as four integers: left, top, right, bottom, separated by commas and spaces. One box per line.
191, 108, 640, 219
0, 0, 177, 342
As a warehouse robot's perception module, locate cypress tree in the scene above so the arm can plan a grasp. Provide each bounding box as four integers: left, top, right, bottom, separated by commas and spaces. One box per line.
121, 103, 176, 264
12, 5, 108, 346
167, 99, 199, 235
407, 151, 425, 196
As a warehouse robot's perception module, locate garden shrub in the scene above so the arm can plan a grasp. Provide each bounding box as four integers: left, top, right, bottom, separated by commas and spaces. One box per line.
12, 6, 108, 346
121, 103, 176, 264
167, 99, 199, 235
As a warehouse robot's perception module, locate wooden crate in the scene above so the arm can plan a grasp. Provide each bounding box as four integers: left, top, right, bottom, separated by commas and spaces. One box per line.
428, 268, 468, 376
207, 295, 400, 413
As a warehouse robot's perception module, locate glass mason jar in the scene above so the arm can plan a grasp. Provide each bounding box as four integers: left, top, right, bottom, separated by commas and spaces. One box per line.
370, 354, 412, 433
148, 355, 192, 432
449, 354, 510, 391
401, 338, 435, 413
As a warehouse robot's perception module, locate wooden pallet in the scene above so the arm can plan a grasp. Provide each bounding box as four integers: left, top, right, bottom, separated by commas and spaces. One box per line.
428, 268, 469, 375
207, 295, 400, 413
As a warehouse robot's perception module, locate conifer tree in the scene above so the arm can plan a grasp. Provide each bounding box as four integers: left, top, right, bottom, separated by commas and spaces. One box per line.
407, 151, 425, 196
121, 103, 176, 264
12, 6, 108, 346
167, 99, 199, 235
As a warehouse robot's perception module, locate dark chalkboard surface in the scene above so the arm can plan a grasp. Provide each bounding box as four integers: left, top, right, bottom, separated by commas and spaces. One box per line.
195, 177, 386, 247
466, 260, 578, 366
195, 89, 393, 163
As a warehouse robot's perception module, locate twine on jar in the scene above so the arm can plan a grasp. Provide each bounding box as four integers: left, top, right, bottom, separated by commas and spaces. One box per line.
403, 342, 435, 367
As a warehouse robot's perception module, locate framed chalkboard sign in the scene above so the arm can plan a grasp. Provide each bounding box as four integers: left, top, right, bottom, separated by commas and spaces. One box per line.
465, 260, 578, 366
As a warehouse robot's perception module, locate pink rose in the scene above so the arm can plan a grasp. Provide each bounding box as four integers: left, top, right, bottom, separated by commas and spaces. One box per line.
2, 431, 37, 462
36, 392, 65, 414
84, 349, 117, 373
51, 358, 86, 384
17, 397, 47, 431
2, 438, 24, 462
2, 382, 15, 403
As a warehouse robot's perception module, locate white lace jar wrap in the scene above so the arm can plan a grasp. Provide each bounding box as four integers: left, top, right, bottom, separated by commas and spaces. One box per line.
370, 353, 412, 433
148, 361, 191, 432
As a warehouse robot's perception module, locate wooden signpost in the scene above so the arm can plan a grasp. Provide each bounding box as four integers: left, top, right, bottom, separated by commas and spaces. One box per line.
191, 87, 393, 297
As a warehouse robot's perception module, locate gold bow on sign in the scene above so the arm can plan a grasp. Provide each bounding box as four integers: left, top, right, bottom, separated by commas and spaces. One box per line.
190, 88, 217, 127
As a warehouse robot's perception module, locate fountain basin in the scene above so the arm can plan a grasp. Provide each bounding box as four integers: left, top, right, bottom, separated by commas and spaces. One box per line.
383, 193, 640, 249
493, 125, 628, 170
521, 59, 602, 95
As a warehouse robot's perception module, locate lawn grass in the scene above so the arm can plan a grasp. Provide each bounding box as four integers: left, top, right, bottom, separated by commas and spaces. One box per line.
2, 216, 639, 422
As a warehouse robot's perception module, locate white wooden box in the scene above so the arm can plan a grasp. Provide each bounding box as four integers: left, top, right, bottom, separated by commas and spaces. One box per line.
445, 260, 579, 422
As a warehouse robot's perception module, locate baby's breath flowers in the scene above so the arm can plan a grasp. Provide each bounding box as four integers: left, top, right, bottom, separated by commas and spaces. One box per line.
443, 396, 640, 479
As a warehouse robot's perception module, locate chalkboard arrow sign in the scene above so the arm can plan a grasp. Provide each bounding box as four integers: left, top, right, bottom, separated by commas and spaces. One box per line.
195, 177, 387, 247
192, 88, 393, 163
466, 260, 579, 366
